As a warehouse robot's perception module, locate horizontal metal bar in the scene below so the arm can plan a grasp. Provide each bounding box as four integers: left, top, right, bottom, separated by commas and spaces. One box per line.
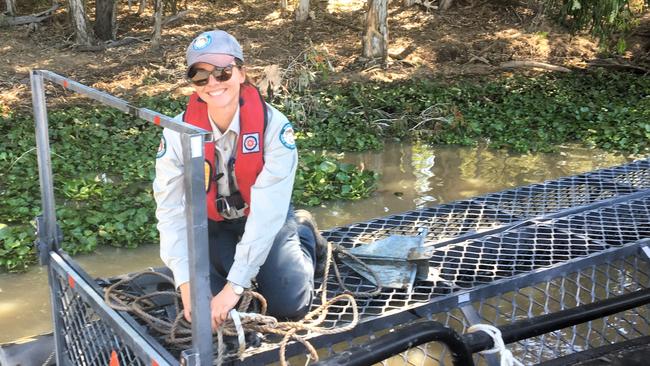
313, 321, 474, 366
315, 287, 650, 366
464, 287, 650, 352
49, 251, 177, 365
34, 70, 211, 137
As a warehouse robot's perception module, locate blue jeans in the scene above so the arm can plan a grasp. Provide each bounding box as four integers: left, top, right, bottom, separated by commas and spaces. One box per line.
207, 210, 317, 320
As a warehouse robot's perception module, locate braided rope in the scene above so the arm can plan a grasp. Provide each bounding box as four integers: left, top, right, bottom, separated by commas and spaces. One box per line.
104, 241, 381, 365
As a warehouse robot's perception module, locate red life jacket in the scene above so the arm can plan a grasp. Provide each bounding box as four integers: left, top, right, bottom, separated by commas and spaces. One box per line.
183, 84, 267, 221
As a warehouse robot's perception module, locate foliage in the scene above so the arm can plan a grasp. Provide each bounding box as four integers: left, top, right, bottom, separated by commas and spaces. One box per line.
277, 70, 650, 154
3, 69, 649, 271
293, 153, 378, 206
0, 97, 377, 271
275, 87, 386, 152
549, 0, 648, 51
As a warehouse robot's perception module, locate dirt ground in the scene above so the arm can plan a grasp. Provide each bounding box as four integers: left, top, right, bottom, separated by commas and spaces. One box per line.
1, 0, 648, 114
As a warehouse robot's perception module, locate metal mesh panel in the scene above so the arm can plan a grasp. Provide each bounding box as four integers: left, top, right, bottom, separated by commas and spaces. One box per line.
474, 255, 650, 365
275, 250, 650, 366
51, 268, 147, 366
240, 158, 650, 364
307, 176, 650, 329
374, 253, 650, 366
593, 159, 650, 190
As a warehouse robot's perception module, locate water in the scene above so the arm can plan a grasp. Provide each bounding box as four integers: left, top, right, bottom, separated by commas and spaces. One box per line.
0, 142, 631, 344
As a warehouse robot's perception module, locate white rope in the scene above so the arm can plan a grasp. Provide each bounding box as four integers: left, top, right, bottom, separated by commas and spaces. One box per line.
467, 324, 525, 366
229, 309, 246, 359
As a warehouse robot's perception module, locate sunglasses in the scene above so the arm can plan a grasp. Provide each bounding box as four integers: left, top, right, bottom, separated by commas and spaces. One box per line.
188, 65, 239, 86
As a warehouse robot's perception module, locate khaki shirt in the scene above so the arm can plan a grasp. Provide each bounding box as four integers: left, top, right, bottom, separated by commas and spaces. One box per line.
153, 104, 298, 288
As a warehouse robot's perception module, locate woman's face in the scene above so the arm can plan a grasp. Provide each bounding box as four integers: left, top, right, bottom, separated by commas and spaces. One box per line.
191, 62, 246, 111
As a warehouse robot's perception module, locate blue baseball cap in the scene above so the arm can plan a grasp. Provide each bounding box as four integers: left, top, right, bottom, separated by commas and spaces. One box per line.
186, 30, 244, 69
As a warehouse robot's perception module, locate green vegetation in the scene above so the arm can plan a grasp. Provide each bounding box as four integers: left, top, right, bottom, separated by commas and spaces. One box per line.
277, 70, 650, 154
550, 0, 648, 52
293, 154, 378, 206
1, 69, 648, 271
0, 97, 377, 271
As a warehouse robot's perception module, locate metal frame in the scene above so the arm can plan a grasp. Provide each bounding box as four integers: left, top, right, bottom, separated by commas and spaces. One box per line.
31, 70, 213, 365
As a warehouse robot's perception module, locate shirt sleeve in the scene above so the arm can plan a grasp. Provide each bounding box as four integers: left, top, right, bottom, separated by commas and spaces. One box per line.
153, 113, 190, 288
227, 105, 298, 288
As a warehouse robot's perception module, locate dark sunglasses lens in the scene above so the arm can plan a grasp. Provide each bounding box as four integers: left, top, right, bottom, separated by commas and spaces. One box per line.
214, 66, 233, 82
190, 69, 211, 86
190, 66, 235, 85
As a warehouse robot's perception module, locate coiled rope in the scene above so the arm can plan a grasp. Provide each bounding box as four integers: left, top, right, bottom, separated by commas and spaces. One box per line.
104, 242, 382, 365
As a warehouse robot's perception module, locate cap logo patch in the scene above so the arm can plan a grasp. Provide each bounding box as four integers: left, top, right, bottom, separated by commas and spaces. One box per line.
156, 136, 167, 158
193, 34, 212, 50
280, 123, 296, 149
242, 133, 260, 154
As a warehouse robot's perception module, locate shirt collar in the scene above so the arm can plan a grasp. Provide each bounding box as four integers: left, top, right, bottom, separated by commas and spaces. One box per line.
208, 105, 241, 139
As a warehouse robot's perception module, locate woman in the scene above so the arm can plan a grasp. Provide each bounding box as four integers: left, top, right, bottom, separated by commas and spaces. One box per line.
153, 29, 326, 331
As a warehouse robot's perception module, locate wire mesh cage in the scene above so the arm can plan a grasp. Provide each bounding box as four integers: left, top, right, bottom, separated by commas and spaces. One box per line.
47, 252, 176, 366
341, 247, 650, 366
44, 155, 650, 365
33, 70, 650, 366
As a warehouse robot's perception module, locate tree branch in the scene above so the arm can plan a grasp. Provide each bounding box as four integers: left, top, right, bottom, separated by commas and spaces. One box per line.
1, 3, 60, 26
500, 60, 571, 72
161, 9, 188, 26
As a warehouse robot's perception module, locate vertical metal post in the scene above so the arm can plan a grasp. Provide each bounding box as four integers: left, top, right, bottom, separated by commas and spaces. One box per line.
31, 70, 67, 366
31, 71, 59, 251
181, 133, 214, 365
47, 266, 72, 365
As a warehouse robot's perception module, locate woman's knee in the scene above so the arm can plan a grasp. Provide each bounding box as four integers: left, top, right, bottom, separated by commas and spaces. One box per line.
265, 285, 312, 319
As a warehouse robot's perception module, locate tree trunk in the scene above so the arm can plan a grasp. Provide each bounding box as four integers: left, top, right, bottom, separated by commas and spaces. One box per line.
138, 0, 147, 15
403, 0, 416, 7
94, 0, 115, 41
362, 0, 388, 61
295, 0, 309, 21
111, 0, 118, 39
68, 0, 93, 46
4, 0, 17, 15
439, 0, 453, 10
279, 0, 288, 14
151, 0, 163, 49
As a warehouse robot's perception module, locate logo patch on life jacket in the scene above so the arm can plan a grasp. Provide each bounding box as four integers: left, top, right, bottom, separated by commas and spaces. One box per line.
242, 133, 260, 154
192, 33, 212, 50
156, 136, 166, 158
279, 123, 296, 150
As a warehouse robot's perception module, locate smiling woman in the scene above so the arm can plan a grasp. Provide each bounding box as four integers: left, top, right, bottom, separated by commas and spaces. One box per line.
153, 29, 330, 330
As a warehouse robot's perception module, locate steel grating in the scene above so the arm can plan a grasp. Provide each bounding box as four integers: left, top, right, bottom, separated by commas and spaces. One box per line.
240, 159, 650, 363
380, 251, 650, 366
48, 251, 175, 366
270, 242, 650, 366
51, 268, 147, 366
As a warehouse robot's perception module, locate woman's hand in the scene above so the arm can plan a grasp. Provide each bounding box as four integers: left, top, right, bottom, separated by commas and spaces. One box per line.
211, 283, 242, 331
179, 282, 192, 322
